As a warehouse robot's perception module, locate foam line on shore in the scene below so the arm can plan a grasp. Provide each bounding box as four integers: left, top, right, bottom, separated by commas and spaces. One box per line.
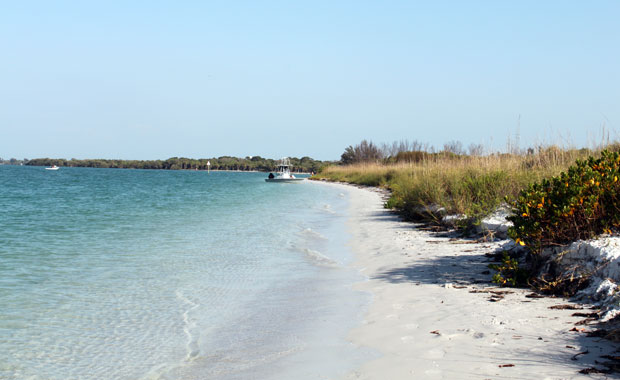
175, 290, 200, 361
289, 243, 339, 267
299, 227, 329, 240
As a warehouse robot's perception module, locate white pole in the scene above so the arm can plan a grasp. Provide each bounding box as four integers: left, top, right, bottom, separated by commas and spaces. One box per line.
207, 161, 211, 173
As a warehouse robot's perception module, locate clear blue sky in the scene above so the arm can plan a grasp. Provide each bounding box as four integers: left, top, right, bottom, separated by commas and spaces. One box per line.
1, 1, 618, 160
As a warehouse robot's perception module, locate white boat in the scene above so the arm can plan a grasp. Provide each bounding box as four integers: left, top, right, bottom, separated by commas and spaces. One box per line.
265, 158, 304, 182
45, 165, 60, 171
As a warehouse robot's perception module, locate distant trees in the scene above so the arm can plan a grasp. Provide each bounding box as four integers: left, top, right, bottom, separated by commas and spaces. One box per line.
341, 139, 435, 164
468, 143, 485, 156
0, 158, 28, 165
26, 156, 327, 173
380, 140, 430, 158
442, 140, 464, 155
339, 138, 491, 166
340, 140, 384, 164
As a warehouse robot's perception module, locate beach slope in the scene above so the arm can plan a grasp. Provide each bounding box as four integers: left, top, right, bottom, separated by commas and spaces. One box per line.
334, 183, 616, 380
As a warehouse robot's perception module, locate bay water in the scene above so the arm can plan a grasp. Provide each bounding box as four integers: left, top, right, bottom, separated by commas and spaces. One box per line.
0, 166, 372, 380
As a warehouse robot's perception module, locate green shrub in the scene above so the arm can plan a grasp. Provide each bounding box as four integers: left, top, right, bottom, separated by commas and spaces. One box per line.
488, 253, 529, 286
508, 150, 620, 251
387, 169, 511, 223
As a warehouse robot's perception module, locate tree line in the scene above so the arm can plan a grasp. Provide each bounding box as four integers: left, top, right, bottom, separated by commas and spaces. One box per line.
0, 158, 28, 165
340, 139, 507, 165
26, 156, 328, 173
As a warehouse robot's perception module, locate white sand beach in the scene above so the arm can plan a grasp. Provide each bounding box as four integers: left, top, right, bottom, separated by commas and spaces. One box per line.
325, 182, 617, 380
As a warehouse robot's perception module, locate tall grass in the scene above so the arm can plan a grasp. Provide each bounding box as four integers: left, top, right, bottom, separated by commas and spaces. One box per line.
314, 146, 614, 223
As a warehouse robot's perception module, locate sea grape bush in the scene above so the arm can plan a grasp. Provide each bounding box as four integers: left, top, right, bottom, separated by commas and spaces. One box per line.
508, 150, 620, 251
488, 253, 529, 287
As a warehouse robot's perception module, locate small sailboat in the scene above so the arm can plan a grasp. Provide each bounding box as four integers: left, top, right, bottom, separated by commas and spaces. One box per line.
265, 158, 304, 182
45, 165, 60, 171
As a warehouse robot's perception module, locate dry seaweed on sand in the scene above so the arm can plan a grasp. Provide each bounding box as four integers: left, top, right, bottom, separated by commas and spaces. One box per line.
525, 292, 545, 298
579, 367, 611, 374
549, 304, 583, 310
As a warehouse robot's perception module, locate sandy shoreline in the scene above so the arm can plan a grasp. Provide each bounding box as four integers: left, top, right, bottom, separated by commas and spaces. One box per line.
320, 181, 617, 380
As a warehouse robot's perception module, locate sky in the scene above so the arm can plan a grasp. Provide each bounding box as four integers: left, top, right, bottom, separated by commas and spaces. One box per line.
1, 1, 618, 160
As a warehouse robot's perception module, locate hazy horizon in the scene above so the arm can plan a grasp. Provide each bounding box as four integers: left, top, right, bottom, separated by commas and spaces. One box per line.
2, 1, 618, 161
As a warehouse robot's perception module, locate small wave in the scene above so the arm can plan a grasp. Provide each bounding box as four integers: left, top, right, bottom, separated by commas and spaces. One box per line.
137, 363, 170, 380
320, 204, 337, 214
175, 290, 200, 361
300, 228, 328, 240
291, 245, 338, 266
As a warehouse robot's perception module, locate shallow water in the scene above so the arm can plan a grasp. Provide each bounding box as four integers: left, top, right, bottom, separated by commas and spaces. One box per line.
0, 166, 373, 379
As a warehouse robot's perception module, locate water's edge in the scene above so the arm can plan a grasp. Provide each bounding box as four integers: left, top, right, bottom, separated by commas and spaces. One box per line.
0, 168, 376, 380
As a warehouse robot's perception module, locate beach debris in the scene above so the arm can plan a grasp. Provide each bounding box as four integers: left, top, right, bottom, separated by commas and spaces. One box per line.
525, 292, 545, 298
571, 350, 589, 361
531, 239, 620, 323
569, 327, 587, 332
596, 358, 620, 373
575, 318, 599, 326
430, 330, 440, 335
549, 304, 583, 310
469, 289, 507, 294
601, 355, 620, 361
586, 328, 619, 339
572, 311, 600, 318
468, 289, 512, 303
578, 367, 610, 374
498, 364, 515, 368
490, 290, 512, 295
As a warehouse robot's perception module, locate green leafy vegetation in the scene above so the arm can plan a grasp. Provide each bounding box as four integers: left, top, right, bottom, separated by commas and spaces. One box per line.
488, 253, 529, 287
318, 140, 620, 293
508, 150, 620, 252
314, 140, 596, 225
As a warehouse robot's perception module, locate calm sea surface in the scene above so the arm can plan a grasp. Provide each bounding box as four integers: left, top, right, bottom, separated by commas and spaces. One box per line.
0, 166, 372, 380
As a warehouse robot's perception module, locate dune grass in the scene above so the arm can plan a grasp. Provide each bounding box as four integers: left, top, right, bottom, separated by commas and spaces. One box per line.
313, 146, 608, 224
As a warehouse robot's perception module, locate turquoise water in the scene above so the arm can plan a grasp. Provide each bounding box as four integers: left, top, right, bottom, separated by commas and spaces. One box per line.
0, 166, 371, 380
